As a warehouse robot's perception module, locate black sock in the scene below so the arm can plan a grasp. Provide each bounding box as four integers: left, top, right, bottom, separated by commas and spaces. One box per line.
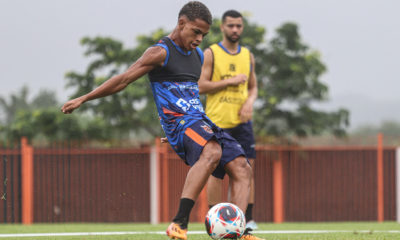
245, 203, 253, 222
172, 198, 195, 229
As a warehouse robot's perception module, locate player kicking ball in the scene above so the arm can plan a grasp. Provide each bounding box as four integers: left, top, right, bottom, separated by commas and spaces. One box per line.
61, 2, 263, 240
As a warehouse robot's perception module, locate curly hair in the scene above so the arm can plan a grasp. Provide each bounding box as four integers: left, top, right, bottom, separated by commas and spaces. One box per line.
178, 1, 212, 25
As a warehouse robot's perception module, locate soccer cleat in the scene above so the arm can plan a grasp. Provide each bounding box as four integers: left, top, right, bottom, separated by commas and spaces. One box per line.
240, 233, 266, 240
246, 220, 259, 230
166, 222, 188, 240
240, 228, 265, 240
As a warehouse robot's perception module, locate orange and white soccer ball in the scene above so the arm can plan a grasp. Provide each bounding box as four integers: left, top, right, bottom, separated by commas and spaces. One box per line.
205, 202, 246, 239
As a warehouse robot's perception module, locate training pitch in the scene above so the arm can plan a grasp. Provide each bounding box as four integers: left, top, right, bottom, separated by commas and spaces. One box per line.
0, 222, 399, 240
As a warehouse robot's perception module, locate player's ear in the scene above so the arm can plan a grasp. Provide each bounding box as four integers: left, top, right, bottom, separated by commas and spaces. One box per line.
178, 16, 187, 30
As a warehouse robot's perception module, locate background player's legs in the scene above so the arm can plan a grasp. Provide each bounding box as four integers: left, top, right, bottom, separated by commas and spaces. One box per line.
224, 156, 252, 213
171, 140, 221, 229
246, 158, 258, 229
248, 158, 255, 204
207, 158, 256, 223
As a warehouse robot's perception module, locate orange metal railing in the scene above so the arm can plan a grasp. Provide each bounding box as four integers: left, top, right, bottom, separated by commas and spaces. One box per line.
0, 134, 396, 224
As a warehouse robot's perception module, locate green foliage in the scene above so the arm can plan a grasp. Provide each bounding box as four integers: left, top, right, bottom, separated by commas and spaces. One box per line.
64, 17, 348, 141
352, 121, 400, 137
31, 89, 59, 109
65, 30, 169, 138
8, 110, 35, 140
0, 87, 110, 143
202, 19, 348, 138
0, 86, 30, 124
254, 22, 349, 138
1, 17, 350, 143
4, 108, 111, 142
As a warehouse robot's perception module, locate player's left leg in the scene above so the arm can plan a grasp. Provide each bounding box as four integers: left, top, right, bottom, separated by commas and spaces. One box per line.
230, 122, 258, 229
206, 175, 222, 208
224, 156, 265, 240
224, 155, 251, 215
246, 158, 258, 230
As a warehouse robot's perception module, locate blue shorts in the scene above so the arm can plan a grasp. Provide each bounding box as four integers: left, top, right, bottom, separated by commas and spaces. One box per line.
223, 121, 256, 159
170, 118, 246, 179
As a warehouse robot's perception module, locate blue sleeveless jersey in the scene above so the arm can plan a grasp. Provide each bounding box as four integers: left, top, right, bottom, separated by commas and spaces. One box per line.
148, 37, 246, 174
148, 37, 214, 157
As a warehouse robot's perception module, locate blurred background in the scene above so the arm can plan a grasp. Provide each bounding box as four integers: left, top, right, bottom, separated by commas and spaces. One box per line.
1, 0, 400, 146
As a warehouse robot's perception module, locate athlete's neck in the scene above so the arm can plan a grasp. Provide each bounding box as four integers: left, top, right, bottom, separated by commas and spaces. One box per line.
221, 39, 240, 54
168, 30, 190, 52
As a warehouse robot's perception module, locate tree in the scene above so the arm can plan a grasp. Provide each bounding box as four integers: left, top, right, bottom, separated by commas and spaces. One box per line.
31, 89, 59, 109
353, 121, 400, 137
0, 86, 59, 125
254, 23, 349, 138
0, 87, 110, 143
65, 17, 349, 140
0, 86, 30, 124
65, 30, 169, 138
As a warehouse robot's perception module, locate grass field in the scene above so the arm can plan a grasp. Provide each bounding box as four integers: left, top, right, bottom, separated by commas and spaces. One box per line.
1, 222, 400, 240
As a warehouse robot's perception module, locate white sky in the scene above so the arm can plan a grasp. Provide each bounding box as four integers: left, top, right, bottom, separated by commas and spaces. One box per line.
0, 0, 399, 127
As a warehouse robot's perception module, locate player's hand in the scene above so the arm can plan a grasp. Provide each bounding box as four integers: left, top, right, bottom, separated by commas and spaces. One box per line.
229, 74, 247, 86
61, 97, 85, 114
239, 100, 253, 123
161, 137, 169, 143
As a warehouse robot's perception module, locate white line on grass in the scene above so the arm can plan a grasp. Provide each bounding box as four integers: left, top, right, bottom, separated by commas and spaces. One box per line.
0, 230, 399, 238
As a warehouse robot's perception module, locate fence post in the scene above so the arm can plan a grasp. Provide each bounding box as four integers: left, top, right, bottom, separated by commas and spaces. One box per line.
150, 143, 159, 224
377, 133, 384, 222
21, 137, 33, 225
156, 138, 170, 222
273, 149, 284, 223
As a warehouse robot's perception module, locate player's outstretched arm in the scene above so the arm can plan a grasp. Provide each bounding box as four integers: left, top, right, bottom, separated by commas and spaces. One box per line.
198, 48, 247, 94
61, 46, 166, 114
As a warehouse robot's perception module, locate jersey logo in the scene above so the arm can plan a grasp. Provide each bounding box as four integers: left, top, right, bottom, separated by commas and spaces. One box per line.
221, 74, 233, 80
229, 63, 236, 72
201, 125, 213, 134
176, 98, 191, 112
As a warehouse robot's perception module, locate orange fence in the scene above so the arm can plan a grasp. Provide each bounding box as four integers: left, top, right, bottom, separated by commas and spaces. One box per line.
0, 135, 397, 223
0, 142, 21, 223
255, 145, 396, 222
155, 139, 397, 223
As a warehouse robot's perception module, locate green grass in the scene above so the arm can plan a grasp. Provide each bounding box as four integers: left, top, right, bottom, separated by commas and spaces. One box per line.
0, 222, 399, 240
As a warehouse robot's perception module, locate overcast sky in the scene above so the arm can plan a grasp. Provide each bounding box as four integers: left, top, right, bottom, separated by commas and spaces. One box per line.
1, 0, 399, 128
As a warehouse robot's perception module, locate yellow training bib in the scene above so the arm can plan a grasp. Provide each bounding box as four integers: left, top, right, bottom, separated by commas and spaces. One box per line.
205, 43, 251, 129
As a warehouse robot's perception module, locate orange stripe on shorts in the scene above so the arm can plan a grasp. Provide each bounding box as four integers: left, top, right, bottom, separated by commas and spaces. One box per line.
185, 128, 207, 146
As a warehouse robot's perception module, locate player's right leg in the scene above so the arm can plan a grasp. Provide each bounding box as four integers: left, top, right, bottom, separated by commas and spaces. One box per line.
167, 139, 222, 240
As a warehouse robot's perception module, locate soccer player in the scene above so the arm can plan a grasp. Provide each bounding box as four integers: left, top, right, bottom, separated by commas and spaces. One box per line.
198, 10, 259, 230
61, 2, 263, 240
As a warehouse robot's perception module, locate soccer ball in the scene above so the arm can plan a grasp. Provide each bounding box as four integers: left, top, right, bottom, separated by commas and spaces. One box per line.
205, 202, 246, 239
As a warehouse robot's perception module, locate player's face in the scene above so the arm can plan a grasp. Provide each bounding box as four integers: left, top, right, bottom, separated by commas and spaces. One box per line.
180, 18, 209, 51
221, 16, 243, 43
